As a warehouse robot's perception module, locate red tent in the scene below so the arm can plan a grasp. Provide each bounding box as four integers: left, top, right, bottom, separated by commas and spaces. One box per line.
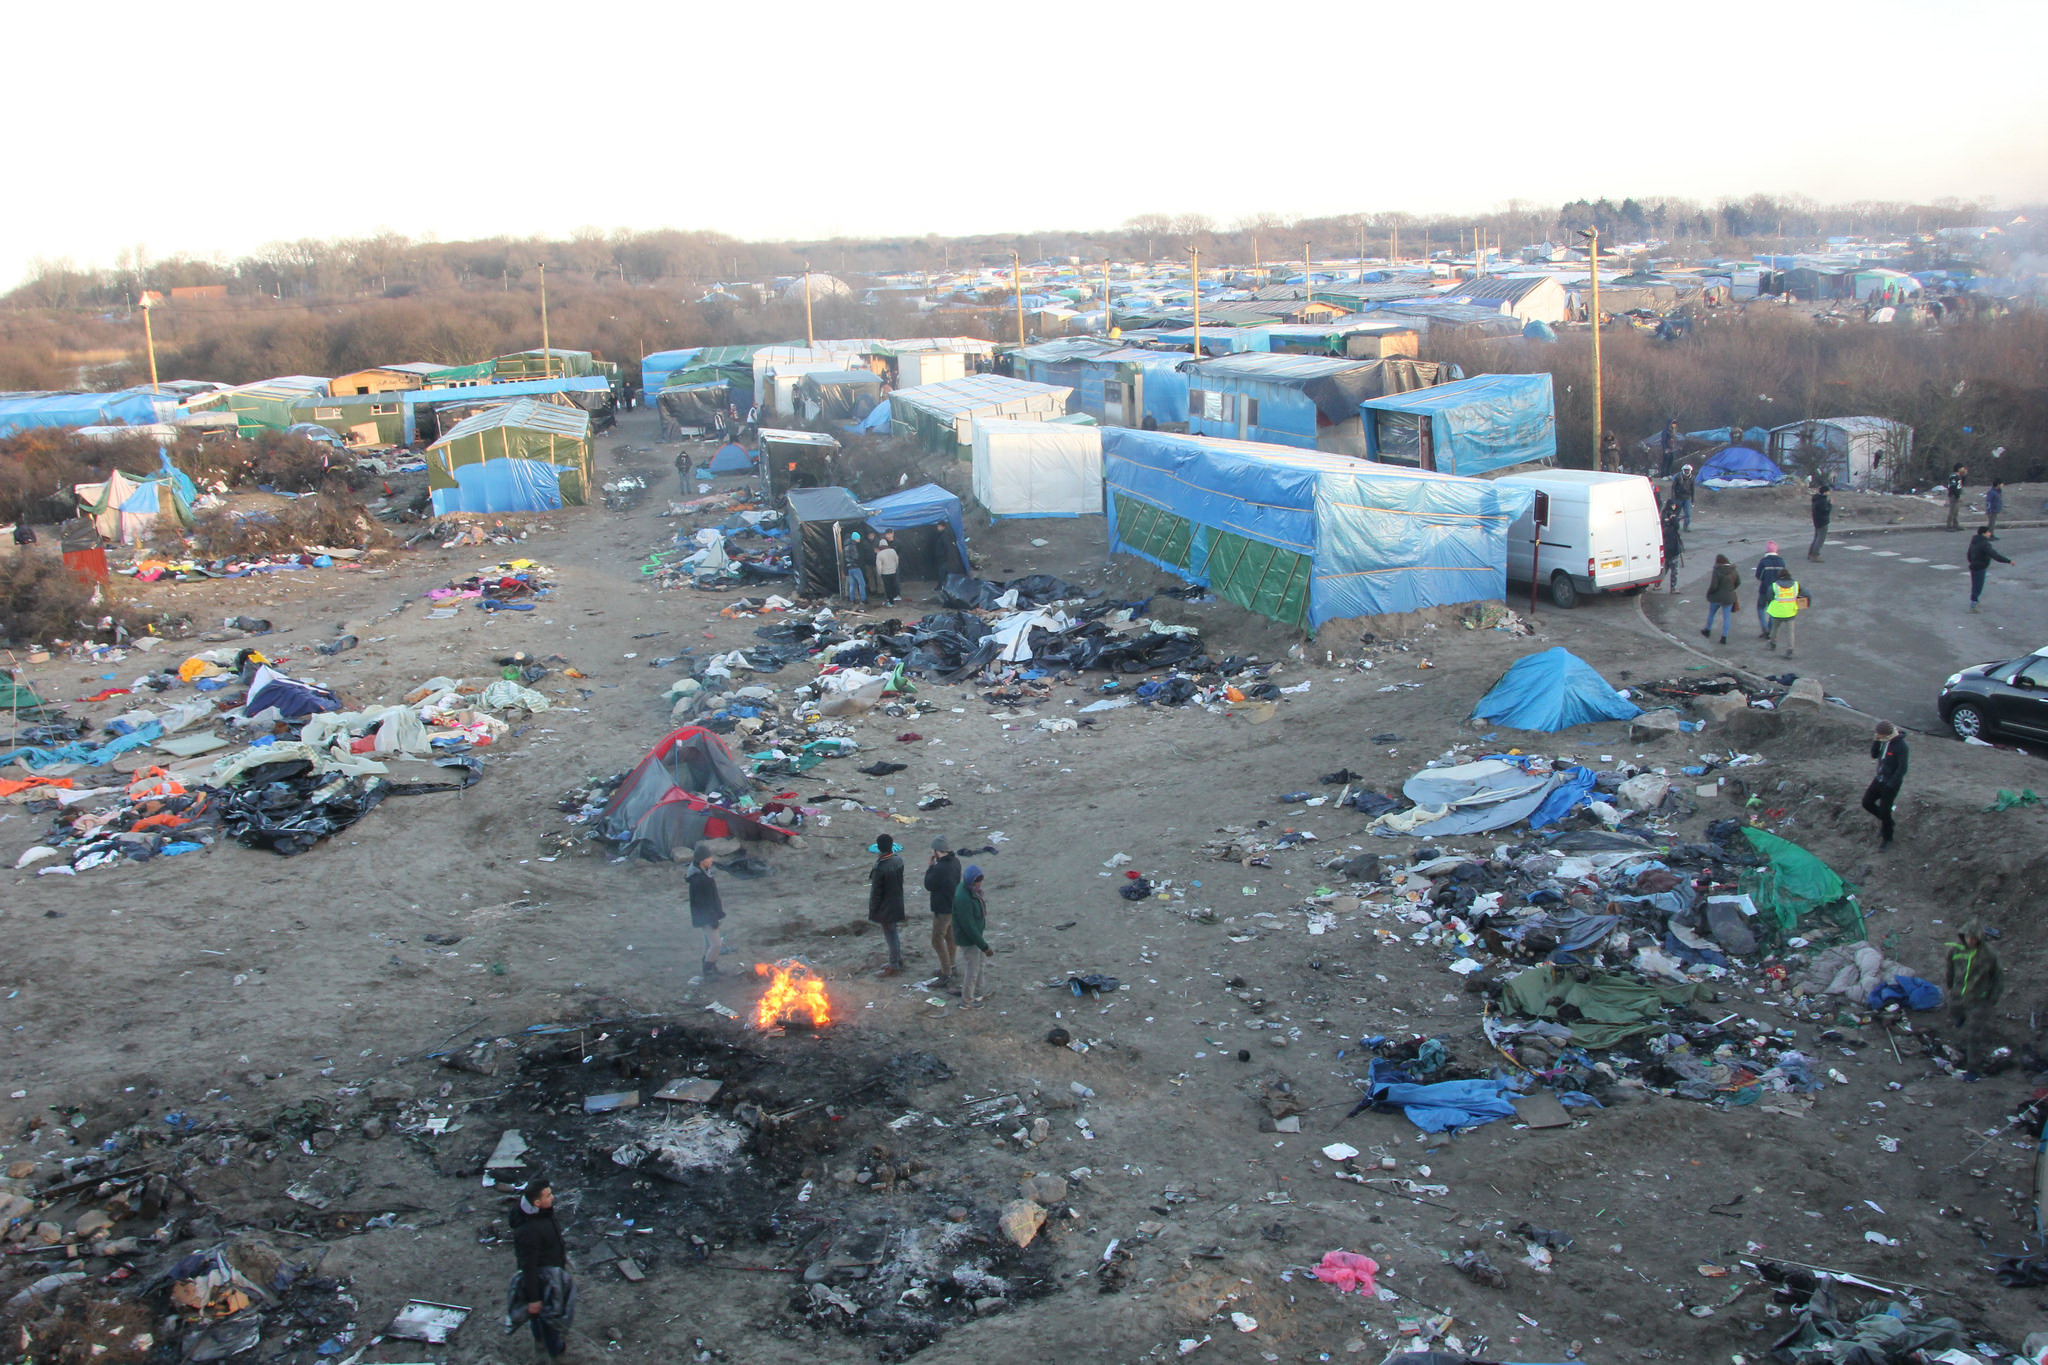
599, 726, 791, 858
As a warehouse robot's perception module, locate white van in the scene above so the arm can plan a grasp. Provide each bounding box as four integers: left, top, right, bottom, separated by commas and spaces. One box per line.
1497, 470, 1665, 608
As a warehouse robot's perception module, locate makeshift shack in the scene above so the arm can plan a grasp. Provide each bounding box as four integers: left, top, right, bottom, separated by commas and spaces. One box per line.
794, 369, 883, 423
1360, 373, 1557, 476
759, 428, 843, 500
225, 378, 330, 436
785, 486, 874, 597
657, 381, 730, 437
74, 455, 198, 545
599, 725, 791, 857
425, 399, 592, 515
290, 393, 407, 447
1470, 647, 1641, 731
1185, 354, 1450, 455
970, 419, 1103, 518
1695, 446, 1786, 488
1102, 428, 1534, 628
889, 375, 1073, 457
0, 387, 182, 438
1765, 417, 1911, 490
863, 483, 971, 584
404, 376, 613, 445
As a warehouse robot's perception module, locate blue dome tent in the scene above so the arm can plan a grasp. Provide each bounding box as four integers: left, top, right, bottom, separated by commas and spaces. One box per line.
1471, 647, 1641, 732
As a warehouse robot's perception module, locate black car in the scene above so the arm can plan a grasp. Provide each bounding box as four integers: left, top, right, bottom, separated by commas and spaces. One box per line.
1939, 648, 2048, 742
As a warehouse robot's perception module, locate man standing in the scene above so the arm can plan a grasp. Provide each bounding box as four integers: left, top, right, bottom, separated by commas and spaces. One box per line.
1599, 431, 1619, 472
1765, 572, 1805, 658
868, 833, 906, 976
1753, 541, 1788, 639
1660, 500, 1684, 592
1660, 420, 1681, 477
843, 532, 868, 605
507, 1178, 575, 1359
875, 532, 902, 607
1985, 479, 2005, 536
1808, 482, 1832, 562
1945, 924, 2002, 1075
1671, 463, 1696, 530
10, 520, 34, 557
688, 844, 725, 980
1945, 463, 1967, 531
923, 836, 961, 986
1966, 525, 2012, 612
1863, 720, 1908, 849
951, 866, 995, 1007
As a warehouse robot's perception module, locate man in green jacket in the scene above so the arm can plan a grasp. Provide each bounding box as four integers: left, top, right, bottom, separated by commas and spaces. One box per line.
1946, 923, 2003, 1072
951, 865, 995, 1007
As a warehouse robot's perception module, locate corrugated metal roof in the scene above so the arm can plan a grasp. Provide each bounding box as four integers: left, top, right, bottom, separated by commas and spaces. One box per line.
891, 374, 1071, 418
430, 397, 589, 446
1188, 353, 1372, 381
1445, 275, 1561, 303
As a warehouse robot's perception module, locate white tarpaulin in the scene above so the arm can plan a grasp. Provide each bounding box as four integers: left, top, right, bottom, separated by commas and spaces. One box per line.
971, 419, 1103, 518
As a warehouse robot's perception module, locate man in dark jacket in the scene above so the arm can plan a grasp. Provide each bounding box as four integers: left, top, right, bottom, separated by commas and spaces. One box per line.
507, 1177, 575, 1358
1753, 542, 1788, 638
1808, 484, 1832, 561
868, 833, 906, 975
1671, 463, 1696, 529
1660, 502, 1684, 592
1945, 924, 2002, 1072
923, 836, 961, 985
1945, 463, 1967, 531
1862, 720, 1907, 848
1967, 525, 2012, 612
952, 866, 995, 1007
1660, 419, 1680, 477
687, 844, 725, 980
1985, 479, 2005, 536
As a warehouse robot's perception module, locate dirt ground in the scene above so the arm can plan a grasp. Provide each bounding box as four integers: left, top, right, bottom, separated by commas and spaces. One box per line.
4, 410, 2048, 1364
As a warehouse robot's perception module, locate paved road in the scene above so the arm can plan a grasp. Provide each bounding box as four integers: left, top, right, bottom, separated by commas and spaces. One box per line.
1645, 524, 2048, 735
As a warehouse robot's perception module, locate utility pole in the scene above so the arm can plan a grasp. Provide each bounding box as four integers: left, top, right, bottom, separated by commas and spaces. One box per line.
1303, 243, 1312, 304
803, 262, 814, 347
1011, 251, 1026, 348
140, 297, 159, 394
1252, 235, 1260, 277
1101, 261, 1113, 336
1585, 228, 1605, 471
1189, 247, 1201, 358
1392, 225, 1399, 264
537, 262, 552, 379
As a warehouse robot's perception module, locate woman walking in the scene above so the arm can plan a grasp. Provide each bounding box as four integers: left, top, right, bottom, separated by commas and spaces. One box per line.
1700, 554, 1740, 644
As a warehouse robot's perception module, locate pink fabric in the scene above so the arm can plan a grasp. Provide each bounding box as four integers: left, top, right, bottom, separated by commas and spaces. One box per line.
1311, 1250, 1379, 1295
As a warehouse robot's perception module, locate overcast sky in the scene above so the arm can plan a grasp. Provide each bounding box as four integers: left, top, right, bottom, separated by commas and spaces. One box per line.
9, 0, 2046, 288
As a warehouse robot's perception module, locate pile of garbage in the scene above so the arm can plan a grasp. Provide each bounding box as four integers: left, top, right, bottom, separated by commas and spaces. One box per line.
643, 511, 789, 591
423, 558, 552, 612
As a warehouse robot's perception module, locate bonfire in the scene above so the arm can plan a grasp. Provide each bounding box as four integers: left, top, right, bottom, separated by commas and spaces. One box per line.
754, 959, 832, 1029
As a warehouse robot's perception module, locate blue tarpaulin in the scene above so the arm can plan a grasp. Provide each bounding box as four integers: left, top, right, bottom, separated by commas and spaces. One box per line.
1527, 765, 1599, 828
1471, 648, 1641, 731
0, 388, 177, 438
1360, 373, 1557, 476
863, 483, 970, 570
0, 723, 164, 771
1102, 428, 1535, 628
640, 348, 702, 399
853, 400, 893, 433
1697, 445, 1786, 485
432, 459, 567, 515
1364, 1060, 1521, 1132
708, 442, 754, 473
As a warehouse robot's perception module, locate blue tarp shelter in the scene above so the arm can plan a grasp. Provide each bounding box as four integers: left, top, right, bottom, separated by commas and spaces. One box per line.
1360, 373, 1557, 476
853, 400, 893, 433
1470, 648, 1641, 731
640, 348, 701, 398
708, 442, 754, 473
0, 388, 177, 438
863, 483, 971, 573
1103, 429, 1535, 628
1696, 445, 1786, 486
404, 377, 612, 445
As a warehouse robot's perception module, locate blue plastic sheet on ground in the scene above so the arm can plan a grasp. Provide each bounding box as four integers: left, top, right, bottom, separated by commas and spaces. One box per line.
1869, 974, 1943, 1011
1361, 1059, 1520, 1132
1527, 765, 1598, 829
0, 722, 163, 771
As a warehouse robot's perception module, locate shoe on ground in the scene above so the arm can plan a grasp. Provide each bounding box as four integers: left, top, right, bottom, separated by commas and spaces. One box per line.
1699, 629, 1709, 639
1766, 638, 1776, 650
1969, 603, 1980, 612
1783, 650, 1796, 659
879, 966, 901, 978
1718, 636, 1727, 644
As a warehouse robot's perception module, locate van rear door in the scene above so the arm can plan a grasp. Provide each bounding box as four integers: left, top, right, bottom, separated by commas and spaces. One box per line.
1590, 483, 1664, 589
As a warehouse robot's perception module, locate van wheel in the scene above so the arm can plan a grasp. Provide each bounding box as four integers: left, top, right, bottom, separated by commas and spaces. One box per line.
1548, 571, 1580, 609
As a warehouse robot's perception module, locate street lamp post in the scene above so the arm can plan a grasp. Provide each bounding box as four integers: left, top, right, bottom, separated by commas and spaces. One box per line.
1580, 228, 1604, 470
139, 296, 159, 394
537, 263, 553, 380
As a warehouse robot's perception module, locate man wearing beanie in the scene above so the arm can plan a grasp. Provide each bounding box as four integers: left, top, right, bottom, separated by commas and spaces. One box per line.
923, 835, 962, 985
868, 833, 906, 976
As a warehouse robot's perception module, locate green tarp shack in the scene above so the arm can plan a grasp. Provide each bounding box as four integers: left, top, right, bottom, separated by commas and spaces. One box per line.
426, 399, 592, 515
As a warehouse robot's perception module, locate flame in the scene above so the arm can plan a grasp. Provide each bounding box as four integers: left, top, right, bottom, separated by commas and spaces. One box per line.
753, 959, 833, 1029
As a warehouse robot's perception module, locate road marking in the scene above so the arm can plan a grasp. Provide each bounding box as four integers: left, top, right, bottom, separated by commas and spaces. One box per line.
1927, 564, 1958, 571
1902, 557, 1929, 563
1870, 550, 1900, 557
1841, 543, 1869, 550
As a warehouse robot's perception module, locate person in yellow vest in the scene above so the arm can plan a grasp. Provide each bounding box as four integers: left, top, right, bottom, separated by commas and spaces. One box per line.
1765, 574, 1806, 658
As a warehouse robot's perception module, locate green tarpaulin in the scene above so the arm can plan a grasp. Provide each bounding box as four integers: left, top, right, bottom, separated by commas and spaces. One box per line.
1, 678, 52, 713
1501, 965, 1715, 1048
1738, 827, 1863, 941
